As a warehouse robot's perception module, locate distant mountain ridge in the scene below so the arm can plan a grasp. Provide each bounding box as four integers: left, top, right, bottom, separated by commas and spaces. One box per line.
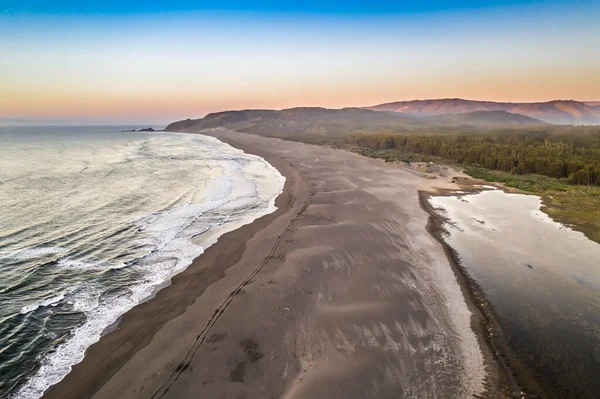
165, 106, 546, 138
366, 99, 600, 125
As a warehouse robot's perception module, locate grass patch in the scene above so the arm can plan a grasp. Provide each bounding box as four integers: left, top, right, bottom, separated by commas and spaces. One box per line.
464, 168, 572, 193
543, 191, 600, 244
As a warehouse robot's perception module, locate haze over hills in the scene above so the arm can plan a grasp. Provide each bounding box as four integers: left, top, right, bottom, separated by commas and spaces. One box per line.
424, 110, 545, 127
366, 99, 600, 125
166, 108, 416, 138
165, 107, 546, 138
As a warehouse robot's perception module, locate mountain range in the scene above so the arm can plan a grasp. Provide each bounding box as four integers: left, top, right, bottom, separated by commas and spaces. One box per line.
366, 99, 600, 125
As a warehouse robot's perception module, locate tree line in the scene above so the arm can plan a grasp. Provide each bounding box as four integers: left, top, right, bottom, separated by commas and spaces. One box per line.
342, 131, 600, 185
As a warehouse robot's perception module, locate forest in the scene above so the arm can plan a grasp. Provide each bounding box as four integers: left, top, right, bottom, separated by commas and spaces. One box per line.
341, 130, 600, 185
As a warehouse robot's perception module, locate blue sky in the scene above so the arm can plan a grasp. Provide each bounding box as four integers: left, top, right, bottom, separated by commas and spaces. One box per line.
1, 0, 599, 124
2, 0, 563, 14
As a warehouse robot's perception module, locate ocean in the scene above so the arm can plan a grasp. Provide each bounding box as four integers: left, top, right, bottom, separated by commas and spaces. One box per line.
0, 126, 285, 398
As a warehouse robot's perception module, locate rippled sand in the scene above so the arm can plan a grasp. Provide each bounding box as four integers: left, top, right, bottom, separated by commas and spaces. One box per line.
45, 130, 494, 399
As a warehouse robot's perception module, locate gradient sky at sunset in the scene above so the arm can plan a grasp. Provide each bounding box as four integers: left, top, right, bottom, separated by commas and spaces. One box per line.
1, 0, 599, 124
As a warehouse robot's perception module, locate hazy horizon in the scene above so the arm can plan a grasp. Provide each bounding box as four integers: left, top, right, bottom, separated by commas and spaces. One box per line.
1, 96, 600, 127
2, 0, 600, 124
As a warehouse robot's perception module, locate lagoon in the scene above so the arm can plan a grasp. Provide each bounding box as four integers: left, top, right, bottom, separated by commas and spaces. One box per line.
430, 189, 600, 398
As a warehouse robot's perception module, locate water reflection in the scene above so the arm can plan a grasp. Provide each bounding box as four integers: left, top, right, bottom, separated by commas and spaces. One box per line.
430, 189, 600, 398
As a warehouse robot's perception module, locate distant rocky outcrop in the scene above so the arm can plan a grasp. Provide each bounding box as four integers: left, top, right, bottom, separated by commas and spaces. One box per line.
366, 99, 600, 125
121, 127, 156, 132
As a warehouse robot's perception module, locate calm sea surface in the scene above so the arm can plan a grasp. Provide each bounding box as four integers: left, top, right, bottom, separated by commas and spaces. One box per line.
0, 126, 284, 398
430, 189, 600, 398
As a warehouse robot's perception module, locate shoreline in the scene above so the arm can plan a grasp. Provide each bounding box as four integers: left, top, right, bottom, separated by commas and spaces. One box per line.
43, 130, 502, 399
419, 190, 527, 398
42, 132, 308, 399
421, 185, 600, 398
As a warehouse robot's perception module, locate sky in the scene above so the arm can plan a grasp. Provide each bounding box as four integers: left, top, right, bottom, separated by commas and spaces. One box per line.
1, 0, 600, 125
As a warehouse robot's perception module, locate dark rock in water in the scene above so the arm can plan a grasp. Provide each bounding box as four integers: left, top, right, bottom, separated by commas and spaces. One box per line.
122, 127, 157, 132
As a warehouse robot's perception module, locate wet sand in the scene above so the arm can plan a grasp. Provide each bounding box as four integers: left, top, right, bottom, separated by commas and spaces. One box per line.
43, 129, 504, 399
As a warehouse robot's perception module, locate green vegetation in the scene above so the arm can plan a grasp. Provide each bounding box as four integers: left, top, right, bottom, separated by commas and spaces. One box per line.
463, 167, 573, 192
343, 130, 600, 185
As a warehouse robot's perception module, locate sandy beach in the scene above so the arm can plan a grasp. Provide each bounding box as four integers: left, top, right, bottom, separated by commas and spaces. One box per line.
43, 129, 504, 399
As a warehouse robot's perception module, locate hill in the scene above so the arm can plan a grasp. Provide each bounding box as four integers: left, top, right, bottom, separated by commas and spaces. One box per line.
166, 107, 423, 139
366, 99, 600, 125
425, 110, 545, 127
165, 107, 548, 139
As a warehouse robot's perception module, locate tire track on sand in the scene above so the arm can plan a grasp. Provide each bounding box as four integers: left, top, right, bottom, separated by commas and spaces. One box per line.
151, 201, 310, 399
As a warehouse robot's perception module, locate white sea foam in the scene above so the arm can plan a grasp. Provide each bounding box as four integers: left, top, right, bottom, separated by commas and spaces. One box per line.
20, 294, 66, 315
55, 257, 129, 271
12, 133, 285, 399
3, 247, 66, 261
56, 257, 97, 270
